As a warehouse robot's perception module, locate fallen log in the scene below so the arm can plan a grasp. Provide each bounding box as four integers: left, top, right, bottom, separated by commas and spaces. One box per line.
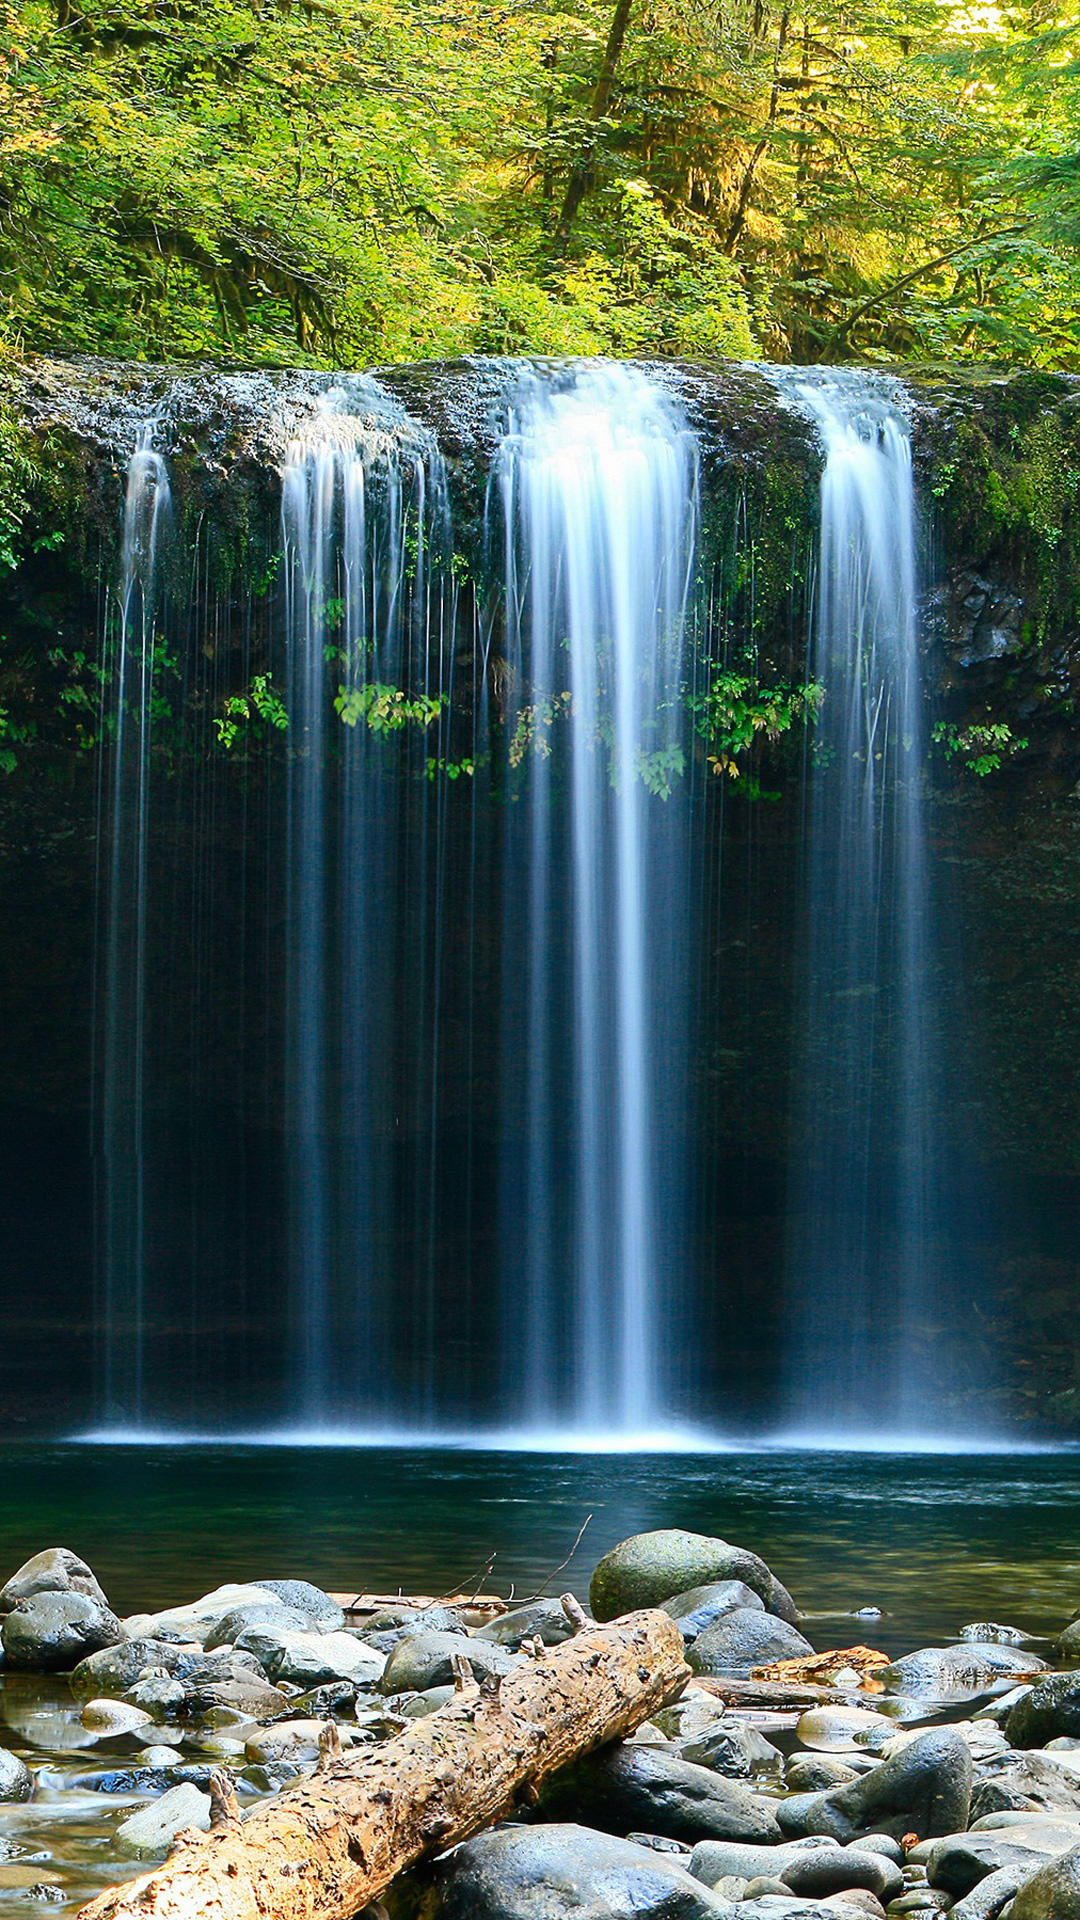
78, 1609, 689, 1920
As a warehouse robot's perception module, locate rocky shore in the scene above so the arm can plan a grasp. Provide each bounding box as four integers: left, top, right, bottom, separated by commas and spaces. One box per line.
1, 1531, 1080, 1918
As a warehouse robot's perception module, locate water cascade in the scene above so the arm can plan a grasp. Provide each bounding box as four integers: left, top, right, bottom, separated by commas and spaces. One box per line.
81, 358, 975, 1444
96, 427, 172, 1423
278, 386, 453, 1425
779, 370, 947, 1435
497, 365, 698, 1438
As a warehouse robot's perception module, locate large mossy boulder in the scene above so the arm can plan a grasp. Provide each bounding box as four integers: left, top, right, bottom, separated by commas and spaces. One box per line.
589, 1532, 798, 1624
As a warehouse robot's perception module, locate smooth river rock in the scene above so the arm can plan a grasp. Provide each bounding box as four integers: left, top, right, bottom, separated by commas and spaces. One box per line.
379, 1630, 517, 1694
881, 1644, 1046, 1703
925, 1820, 1080, 1897
689, 1839, 892, 1897
475, 1597, 586, 1649
204, 1603, 317, 1649
677, 1720, 783, 1780
777, 1729, 972, 1843
115, 1782, 212, 1858
971, 1749, 1080, 1819
0, 1549, 111, 1615
124, 1584, 281, 1646
795, 1709, 898, 1754
540, 1742, 783, 1844
662, 1584, 765, 1645
254, 1580, 345, 1628
589, 1532, 799, 1625
79, 1699, 156, 1738
1009, 1840, 1080, 1919
433, 1822, 730, 1920
69, 1639, 197, 1699
235, 1626, 384, 1688
2, 1592, 124, 1671
1007, 1673, 1080, 1748
687, 1609, 813, 1679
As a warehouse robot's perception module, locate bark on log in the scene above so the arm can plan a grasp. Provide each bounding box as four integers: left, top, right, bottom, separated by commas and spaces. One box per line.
78, 1609, 689, 1920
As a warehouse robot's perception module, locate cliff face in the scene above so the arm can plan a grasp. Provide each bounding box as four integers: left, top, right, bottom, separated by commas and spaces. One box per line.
0, 357, 1077, 1436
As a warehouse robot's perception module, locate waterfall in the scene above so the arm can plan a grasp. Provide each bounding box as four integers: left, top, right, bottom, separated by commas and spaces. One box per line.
778, 370, 945, 1435
96, 427, 172, 1422
280, 383, 452, 1425
497, 364, 697, 1436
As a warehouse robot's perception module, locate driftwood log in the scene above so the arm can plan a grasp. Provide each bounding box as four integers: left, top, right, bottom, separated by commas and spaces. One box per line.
78, 1608, 689, 1920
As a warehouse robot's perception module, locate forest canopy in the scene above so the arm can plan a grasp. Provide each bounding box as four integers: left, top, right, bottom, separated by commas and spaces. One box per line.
0, 0, 1077, 367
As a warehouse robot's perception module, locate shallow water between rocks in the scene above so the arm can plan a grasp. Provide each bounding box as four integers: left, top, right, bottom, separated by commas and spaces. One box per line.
1, 1443, 1079, 1918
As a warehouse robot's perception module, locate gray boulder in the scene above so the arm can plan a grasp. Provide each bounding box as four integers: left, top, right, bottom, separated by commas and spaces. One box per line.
677, 1721, 783, 1781
787, 1758, 860, 1792
949, 1862, 1036, 1920
433, 1822, 729, 1919
183, 1674, 288, 1720
540, 1743, 782, 1844
379, 1631, 517, 1695
204, 1604, 316, 1650
777, 1729, 972, 1843
663, 1585, 765, 1645
1008, 1673, 1080, 1748
254, 1580, 345, 1628
114, 1782, 212, 1858
0, 1549, 110, 1615
69, 1639, 196, 1700
2, 1592, 123, 1671
123, 1584, 280, 1647
235, 1627, 383, 1689
690, 1840, 876, 1889
925, 1821, 1080, 1897
590, 1532, 799, 1625
688, 1610, 813, 1679
475, 1598, 585, 1649
971, 1750, 1080, 1819
124, 1675, 186, 1720
779, 1849, 903, 1903
1009, 1840, 1080, 1919
0, 1750, 32, 1801
366, 1607, 470, 1654
881, 1644, 1046, 1703
960, 1624, 1044, 1648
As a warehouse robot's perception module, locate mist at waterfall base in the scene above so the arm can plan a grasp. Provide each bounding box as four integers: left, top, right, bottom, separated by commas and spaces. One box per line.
59, 359, 1013, 1450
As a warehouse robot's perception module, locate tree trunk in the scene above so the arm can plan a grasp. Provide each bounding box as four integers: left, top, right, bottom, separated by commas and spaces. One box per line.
77, 1610, 689, 1920
553, 0, 635, 251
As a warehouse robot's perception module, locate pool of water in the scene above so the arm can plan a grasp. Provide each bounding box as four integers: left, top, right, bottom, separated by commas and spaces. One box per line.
0, 1443, 1078, 1920
2, 1444, 1079, 1647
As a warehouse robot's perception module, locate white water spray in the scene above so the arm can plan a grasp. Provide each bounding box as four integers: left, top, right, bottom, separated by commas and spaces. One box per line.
498, 363, 697, 1433
777, 370, 944, 1433
98, 427, 172, 1422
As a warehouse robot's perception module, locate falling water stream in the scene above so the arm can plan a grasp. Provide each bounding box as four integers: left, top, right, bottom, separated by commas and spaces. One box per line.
96, 428, 172, 1425
498, 365, 697, 1437
776, 370, 947, 1436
